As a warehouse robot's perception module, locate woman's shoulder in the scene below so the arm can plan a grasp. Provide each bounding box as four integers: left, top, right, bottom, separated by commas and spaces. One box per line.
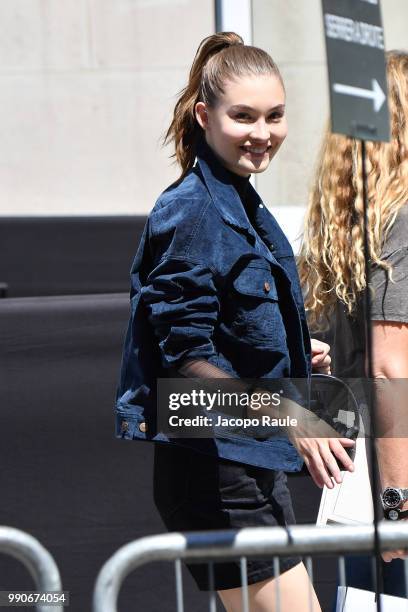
153, 168, 209, 211
382, 203, 408, 255
147, 169, 212, 228
145, 168, 225, 264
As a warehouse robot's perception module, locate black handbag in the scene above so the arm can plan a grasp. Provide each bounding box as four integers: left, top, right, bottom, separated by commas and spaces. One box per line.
309, 373, 360, 463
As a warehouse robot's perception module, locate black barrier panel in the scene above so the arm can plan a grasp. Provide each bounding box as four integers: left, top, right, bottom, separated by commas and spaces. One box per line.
0, 293, 336, 611
0, 293, 209, 611
0, 216, 146, 297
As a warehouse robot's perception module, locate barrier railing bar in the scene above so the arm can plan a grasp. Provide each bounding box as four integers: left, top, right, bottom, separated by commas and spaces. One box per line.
0, 526, 63, 612
273, 556, 281, 612
338, 555, 346, 588
208, 562, 217, 612
174, 558, 184, 612
240, 557, 249, 612
305, 556, 314, 612
370, 555, 377, 597
92, 523, 408, 612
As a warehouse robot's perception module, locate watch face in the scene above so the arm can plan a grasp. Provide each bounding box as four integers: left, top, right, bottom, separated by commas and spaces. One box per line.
382, 487, 403, 509
388, 509, 399, 521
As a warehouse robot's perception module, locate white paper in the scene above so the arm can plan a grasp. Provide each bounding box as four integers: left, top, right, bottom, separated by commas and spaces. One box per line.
336, 587, 408, 611
317, 436, 374, 526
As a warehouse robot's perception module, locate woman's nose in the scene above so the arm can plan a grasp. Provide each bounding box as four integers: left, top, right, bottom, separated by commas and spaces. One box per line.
249, 119, 269, 141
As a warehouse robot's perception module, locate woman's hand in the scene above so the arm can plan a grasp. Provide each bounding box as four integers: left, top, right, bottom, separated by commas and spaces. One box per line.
382, 546, 408, 563
294, 436, 355, 489
290, 408, 355, 488
310, 338, 331, 374
381, 507, 408, 563
249, 382, 355, 489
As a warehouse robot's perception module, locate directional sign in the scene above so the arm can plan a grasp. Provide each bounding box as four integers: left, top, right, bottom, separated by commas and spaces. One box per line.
321, 0, 390, 142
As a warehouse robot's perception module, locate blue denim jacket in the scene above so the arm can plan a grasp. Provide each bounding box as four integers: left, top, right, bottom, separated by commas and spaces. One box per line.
115, 147, 311, 471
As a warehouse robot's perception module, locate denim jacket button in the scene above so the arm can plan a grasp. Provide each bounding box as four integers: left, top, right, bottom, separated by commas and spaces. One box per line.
139, 421, 147, 433
269, 244, 275, 251
264, 281, 271, 293
120, 421, 129, 433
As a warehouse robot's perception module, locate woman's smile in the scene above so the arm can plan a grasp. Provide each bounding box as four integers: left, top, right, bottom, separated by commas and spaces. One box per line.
240, 144, 272, 158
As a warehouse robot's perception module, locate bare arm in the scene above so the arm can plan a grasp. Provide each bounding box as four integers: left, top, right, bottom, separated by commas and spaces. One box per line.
371, 320, 408, 562
372, 320, 408, 488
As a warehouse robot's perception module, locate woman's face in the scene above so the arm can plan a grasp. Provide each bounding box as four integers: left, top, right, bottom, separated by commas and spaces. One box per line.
195, 74, 287, 177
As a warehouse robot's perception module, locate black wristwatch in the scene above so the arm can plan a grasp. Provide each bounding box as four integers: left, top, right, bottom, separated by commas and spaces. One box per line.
381, 487, 408, 520
381, 487, 408, 510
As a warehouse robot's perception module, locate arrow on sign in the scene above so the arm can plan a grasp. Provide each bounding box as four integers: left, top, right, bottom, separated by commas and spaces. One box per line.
333, 79, 386, 112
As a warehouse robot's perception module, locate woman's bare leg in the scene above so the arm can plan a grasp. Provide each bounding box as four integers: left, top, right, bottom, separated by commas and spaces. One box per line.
217, 562, 321, 612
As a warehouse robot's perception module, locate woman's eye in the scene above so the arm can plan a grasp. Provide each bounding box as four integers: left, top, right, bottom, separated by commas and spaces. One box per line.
233, 112, 284, 123
268, 112, 284, 122
234, 113, 252, 122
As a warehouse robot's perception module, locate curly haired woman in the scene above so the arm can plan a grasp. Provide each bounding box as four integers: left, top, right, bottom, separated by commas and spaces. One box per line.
299, 50, 408, 593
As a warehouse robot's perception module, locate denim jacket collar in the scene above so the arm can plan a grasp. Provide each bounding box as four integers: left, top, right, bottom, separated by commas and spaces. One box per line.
195, 153, 294, 263
196, 154, 257, 234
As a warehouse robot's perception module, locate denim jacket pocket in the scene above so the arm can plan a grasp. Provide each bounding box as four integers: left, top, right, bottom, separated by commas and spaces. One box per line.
229, 262, 286, 346
233, 262, 279, 300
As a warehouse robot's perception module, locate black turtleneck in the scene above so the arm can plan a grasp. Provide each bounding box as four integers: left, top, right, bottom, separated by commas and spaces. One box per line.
197, 138, 258, 229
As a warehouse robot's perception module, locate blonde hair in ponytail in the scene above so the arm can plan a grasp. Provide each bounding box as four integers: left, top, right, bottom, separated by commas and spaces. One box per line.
164, 32, 283, 180
298, 50, 408, 329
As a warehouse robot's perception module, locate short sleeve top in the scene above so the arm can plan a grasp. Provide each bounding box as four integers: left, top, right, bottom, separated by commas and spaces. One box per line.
330, 203, 408, 378
370, 204, 408, 323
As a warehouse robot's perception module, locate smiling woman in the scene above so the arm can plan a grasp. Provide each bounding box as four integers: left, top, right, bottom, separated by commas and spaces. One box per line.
115, 32, 344, 612
195, 75, 287, 176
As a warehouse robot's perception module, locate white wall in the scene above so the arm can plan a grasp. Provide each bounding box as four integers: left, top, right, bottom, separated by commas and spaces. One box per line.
0, 1, 406, 217
0, 0, 213, 216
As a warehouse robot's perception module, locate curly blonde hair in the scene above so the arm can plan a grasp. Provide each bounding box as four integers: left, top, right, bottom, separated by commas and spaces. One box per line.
298, 51, 408, 329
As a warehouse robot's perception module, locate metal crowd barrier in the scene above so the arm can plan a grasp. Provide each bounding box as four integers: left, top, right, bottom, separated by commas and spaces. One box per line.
0, 526, 63, 612
93, 523, 408, 612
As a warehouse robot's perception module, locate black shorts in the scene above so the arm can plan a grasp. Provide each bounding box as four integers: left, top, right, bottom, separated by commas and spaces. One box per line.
153, 443, 301, 591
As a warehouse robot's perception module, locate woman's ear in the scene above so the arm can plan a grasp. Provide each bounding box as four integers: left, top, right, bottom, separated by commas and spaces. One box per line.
195, 102, 209, 130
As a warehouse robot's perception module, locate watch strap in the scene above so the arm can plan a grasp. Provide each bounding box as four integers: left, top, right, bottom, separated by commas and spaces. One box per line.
384, 507, 408, 521
402, 488, 408, 500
